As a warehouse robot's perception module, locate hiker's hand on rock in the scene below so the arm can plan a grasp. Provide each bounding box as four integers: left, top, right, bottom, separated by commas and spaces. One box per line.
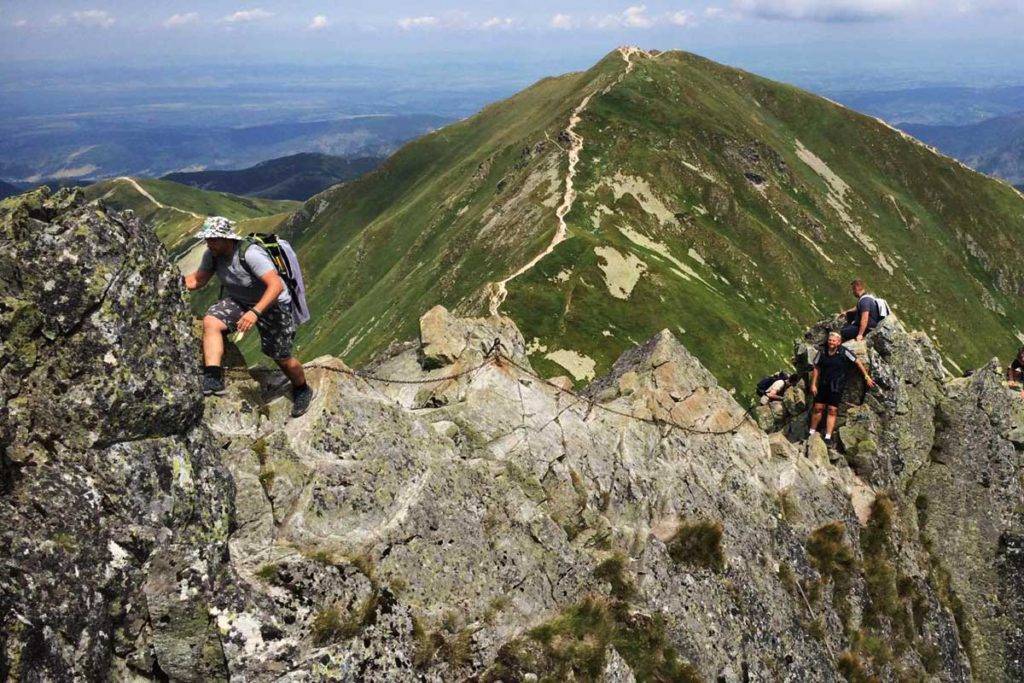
865, 377, 876, 389
810, 383, 817, 396
856, 335, 864, 342
238, 310, 258, 333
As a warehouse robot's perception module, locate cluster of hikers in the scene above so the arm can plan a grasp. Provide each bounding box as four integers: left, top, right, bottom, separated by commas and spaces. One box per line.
184, 214, 1024, 429
758, 279, 883, 445
759, 277, 1024, 446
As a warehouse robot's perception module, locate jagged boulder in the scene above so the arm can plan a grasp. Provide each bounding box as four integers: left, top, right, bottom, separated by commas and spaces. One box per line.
785, 314, 1024, 679
0, 189, 233, 680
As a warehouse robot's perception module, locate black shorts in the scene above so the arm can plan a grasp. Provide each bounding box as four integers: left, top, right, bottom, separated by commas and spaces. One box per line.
814, 384, 845, 408
206, 298, 295, 360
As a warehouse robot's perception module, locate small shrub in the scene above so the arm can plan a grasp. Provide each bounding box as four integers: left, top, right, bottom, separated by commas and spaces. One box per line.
667, 519, 725, 572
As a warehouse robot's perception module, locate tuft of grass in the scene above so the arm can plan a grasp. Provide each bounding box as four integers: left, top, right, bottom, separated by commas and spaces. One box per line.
413, 617, 476, 671
593, 554, 636, 601
252, 437, 269, 465
303, 548, 335, 565
258, 466, 276, 490
667, 519, 726, 572
311, 591, 382, 645
310, 607, 349, 645
255, 563, 279, 583
837, 650, 877, 683
778, 489, 801, 523
806, 521, 857, 630
483, 595, 511, 625
481, 593, 701, 682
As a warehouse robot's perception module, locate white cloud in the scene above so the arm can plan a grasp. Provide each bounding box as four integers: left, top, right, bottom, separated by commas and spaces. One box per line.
308, 14, 328, 30
668, 9, 697, 25
70, 10, 115, 28
623, 5, 656, 26
595, 5, 656, 28
12, 19, 28, 28
221, 8, 274, 24
164, 12, 199, 28
727, 0, 1017, 22
550, 13, 575, 29
481, 16, 516, 29
397, 15, 439, 29
704, 6, 727, 17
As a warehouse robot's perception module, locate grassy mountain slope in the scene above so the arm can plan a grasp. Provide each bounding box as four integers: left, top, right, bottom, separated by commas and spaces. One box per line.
84, 177, 299, 258
161, 153, 382, 201
902, 112, 1024, 185
281, 48, 1024, 393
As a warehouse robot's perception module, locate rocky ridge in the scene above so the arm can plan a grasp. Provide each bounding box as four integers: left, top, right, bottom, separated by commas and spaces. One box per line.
2, 191, 1023, 680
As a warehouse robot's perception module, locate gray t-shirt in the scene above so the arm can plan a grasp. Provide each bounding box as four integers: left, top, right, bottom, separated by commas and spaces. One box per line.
199, 242, 291, 308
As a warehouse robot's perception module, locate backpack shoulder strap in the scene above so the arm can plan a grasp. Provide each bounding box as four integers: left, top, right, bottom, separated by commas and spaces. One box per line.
236, 238, 255, 277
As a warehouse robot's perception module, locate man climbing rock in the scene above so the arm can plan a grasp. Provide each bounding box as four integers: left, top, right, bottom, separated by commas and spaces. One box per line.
809, 331, 875, 444
184, 217, 314, 417
840, 279, 889, 341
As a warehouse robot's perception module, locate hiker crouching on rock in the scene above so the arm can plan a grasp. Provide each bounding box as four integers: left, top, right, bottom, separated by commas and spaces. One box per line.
840, 279, 888, 342
809, 331, 875, 445
184, 217, 313, 417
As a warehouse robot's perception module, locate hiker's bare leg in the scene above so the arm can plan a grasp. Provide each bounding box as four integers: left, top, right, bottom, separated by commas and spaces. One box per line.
275, 357, 306, 387
809, 403, 826, 432
825, 406, 839, 435
203, 315, 228, 366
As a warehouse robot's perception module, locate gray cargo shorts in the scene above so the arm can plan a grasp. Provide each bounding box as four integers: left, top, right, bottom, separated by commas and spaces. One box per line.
206, 298, 295, 360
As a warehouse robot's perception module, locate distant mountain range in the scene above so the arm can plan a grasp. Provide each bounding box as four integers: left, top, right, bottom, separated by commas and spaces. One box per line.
901, 112, 1024, 185
161, 153, 381, 201
833, 85, 1024, 126
0, 180, 19, 200
0, 114, 447, 184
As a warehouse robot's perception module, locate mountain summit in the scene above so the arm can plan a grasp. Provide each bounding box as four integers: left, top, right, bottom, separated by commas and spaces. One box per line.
282, 47, 1024, 391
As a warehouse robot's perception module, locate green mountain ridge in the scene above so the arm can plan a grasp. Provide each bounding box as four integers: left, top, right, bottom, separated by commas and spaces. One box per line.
276, 47, 1024, 393
82, 177, 299, 260
161, 153, 382, 201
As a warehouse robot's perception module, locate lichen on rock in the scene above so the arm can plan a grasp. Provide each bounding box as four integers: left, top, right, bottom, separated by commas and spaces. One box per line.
0, 188, 233, 680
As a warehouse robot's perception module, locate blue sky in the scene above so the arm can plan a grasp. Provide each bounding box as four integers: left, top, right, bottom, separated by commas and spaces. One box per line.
2, 1, 1023, 85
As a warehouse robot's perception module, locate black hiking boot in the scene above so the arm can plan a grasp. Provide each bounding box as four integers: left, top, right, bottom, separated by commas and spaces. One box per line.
291, 384, 314, 418
202, 366, 226, 396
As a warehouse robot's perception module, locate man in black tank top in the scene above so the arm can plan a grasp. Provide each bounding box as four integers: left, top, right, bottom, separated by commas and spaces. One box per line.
809, 331, 876, 444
